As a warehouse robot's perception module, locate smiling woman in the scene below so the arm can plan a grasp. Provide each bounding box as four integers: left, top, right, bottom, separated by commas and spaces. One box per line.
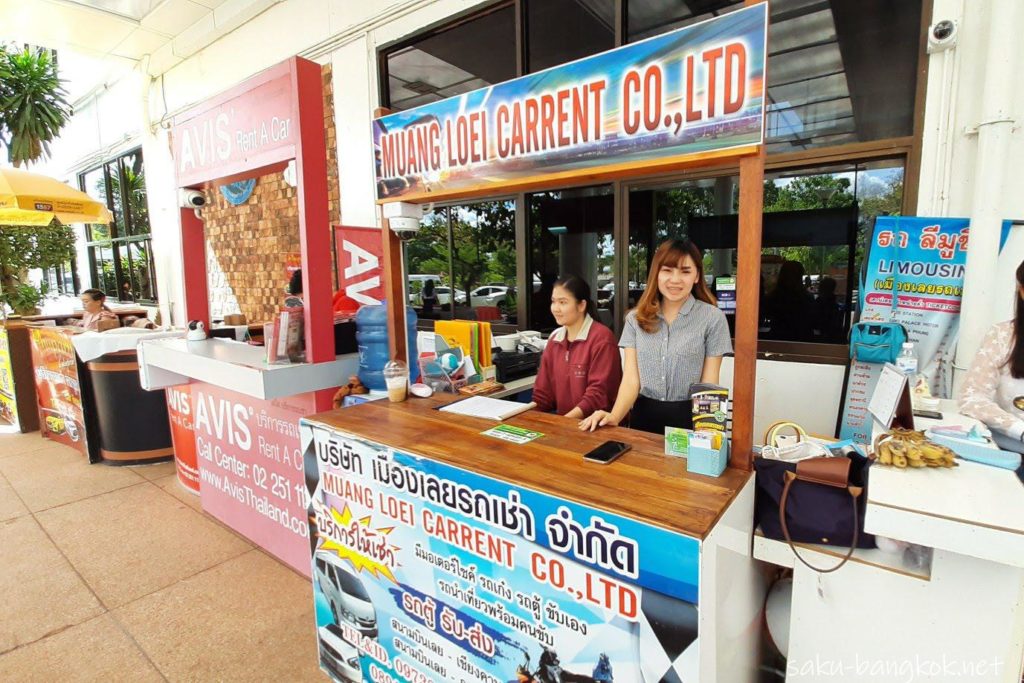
580, 239, 732, 434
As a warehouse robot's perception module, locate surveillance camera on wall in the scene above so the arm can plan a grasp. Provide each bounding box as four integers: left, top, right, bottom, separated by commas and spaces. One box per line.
383, 201, 424, 241
179, 189, 207, 209
927, 20, 958, 53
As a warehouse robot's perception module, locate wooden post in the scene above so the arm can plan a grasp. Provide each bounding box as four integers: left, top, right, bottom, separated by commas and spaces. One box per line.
381, 218, 407, 365
731, 0, 768, 471
373, 106, 409, 366
733, 153, 765, 471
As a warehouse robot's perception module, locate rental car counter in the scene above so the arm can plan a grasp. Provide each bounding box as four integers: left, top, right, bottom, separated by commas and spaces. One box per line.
27, 325, 177, 465
299, 395, 765, 683
138, 336, 358, 576
754, 401, 1024, 682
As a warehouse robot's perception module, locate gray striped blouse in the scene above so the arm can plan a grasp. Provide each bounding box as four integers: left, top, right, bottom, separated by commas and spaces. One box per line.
619, 297, 733, 401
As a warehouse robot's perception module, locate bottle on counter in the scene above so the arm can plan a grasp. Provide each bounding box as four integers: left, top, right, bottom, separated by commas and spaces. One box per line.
355, 302, 418, 392
895, 341, 918, 376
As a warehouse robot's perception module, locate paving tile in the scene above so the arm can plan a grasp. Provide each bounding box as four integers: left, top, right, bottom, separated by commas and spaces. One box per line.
0, 446, 144, 512
114, 550, 322, 682
0, 473, 28, 522
153, 473, 201, 511
36, 483, 251, 609
0, 613, 163, 682
0, 516, 104, 653
128, 460, 178, 481
0, 433, 72, 459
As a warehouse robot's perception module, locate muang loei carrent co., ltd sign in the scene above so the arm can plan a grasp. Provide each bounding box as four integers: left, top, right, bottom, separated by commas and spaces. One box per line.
170, 61, 298, 187
373, 4, 767, 203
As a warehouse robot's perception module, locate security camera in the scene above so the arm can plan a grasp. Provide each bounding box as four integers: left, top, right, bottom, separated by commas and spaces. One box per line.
927, 20, 958, 53
383, 201, 424, 241
179, 189, 207, 209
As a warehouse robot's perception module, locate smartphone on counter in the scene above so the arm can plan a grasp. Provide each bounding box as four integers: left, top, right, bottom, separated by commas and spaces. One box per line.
583, 440, 631, 465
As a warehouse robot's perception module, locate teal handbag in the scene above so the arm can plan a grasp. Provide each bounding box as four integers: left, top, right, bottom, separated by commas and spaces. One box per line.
849, 322, 907, 364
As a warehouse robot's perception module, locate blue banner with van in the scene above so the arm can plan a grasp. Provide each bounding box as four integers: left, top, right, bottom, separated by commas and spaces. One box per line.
302, 421, 701, 683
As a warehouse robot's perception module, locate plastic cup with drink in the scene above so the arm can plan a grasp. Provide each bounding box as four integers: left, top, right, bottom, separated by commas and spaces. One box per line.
383, 359, 409, 403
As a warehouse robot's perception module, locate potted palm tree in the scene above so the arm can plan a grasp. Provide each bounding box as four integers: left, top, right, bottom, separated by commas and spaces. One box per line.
0, 44, 76, 316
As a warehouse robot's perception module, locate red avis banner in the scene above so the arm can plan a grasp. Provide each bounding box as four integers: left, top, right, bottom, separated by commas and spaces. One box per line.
170, 61, 298, 186
334, 226, 384, 306
191, 381, 315, 576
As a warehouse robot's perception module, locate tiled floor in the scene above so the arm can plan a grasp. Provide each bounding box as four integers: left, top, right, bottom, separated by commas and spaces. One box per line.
0, 428, 324, 682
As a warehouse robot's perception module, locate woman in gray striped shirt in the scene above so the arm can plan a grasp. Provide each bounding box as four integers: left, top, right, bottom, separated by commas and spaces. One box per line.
579, 239, 732, 434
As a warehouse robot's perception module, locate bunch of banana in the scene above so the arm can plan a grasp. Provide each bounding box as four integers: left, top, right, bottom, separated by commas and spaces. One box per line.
873, 429, 958, 469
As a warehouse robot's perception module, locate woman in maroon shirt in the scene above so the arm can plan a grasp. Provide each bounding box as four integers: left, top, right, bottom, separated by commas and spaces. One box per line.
532, 275, 622, 419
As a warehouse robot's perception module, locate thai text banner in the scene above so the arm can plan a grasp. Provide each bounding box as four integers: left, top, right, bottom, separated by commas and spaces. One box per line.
304, 424, 701, 683
374, 4, 766, 202
839, 217, 1011, 443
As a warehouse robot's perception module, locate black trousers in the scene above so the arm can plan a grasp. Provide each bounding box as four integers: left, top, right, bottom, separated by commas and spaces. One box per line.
629, 395, 693, 434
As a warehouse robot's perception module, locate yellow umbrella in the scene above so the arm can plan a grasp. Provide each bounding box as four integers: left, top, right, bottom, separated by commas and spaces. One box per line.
0, 167, 112, 226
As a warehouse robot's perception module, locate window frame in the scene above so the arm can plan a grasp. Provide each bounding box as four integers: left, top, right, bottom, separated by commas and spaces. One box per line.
78, 147, 158, 304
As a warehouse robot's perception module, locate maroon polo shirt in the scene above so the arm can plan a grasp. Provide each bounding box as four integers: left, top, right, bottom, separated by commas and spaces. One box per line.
532, 315, 622, 417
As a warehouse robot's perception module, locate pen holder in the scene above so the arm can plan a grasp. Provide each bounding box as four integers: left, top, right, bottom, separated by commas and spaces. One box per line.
686, 439, 729, 477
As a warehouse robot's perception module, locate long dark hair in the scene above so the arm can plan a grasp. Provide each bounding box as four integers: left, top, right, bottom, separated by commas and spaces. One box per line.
635, 239, 716, 333
552, 275, 595, 319
1010, 260, 1024, 378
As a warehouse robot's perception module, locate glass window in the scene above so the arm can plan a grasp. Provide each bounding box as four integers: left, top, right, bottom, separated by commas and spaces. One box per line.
528, 185, 615, 332
404, 199, 517, 326
527, 0, 615, 73
626, 159, 903, 344
385, 5, 516, 112
627, 0, 743, 42
120, 150, 148, 236
626, 0, 922, 151
765, 0, 922, 152
79, 148, 156, 302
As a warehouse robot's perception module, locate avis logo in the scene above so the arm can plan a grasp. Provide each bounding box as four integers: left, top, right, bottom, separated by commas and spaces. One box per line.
167, 388, 191, 416
193, 393, 252, 450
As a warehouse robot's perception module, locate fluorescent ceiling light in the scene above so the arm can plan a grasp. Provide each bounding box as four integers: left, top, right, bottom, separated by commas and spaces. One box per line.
64, 0, 161, 21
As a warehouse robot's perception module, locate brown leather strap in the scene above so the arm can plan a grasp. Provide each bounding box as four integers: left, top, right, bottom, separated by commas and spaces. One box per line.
795, 456, 851, 488
780, 470, 863, 573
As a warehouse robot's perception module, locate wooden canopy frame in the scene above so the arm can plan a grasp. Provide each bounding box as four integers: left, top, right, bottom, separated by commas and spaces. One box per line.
378, 0, 766, 471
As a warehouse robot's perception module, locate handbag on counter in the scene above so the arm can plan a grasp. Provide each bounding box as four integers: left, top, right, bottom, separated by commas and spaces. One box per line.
755, 422, 876, 573
849, 321, 908, 364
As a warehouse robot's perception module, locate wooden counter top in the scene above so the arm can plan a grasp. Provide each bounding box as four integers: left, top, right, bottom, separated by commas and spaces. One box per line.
304, 395, 751, 541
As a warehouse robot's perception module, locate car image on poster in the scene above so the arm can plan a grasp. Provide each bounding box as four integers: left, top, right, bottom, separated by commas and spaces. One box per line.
300, 421, 702, 683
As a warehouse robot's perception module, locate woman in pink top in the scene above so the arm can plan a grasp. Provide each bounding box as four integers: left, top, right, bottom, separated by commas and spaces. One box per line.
80, 289, 117, 330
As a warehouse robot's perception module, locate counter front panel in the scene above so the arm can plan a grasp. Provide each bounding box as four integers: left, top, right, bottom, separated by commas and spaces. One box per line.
301, 397, 751, 683
192, 381, 316, 576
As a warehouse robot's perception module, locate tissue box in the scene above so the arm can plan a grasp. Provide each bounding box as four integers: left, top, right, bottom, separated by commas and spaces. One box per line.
686, 439, 729, 477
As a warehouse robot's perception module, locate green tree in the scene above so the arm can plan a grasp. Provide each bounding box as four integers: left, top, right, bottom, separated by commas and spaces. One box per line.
0, 45, 77, 313
0, 221, 76, 314
0, 46, 72, 167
